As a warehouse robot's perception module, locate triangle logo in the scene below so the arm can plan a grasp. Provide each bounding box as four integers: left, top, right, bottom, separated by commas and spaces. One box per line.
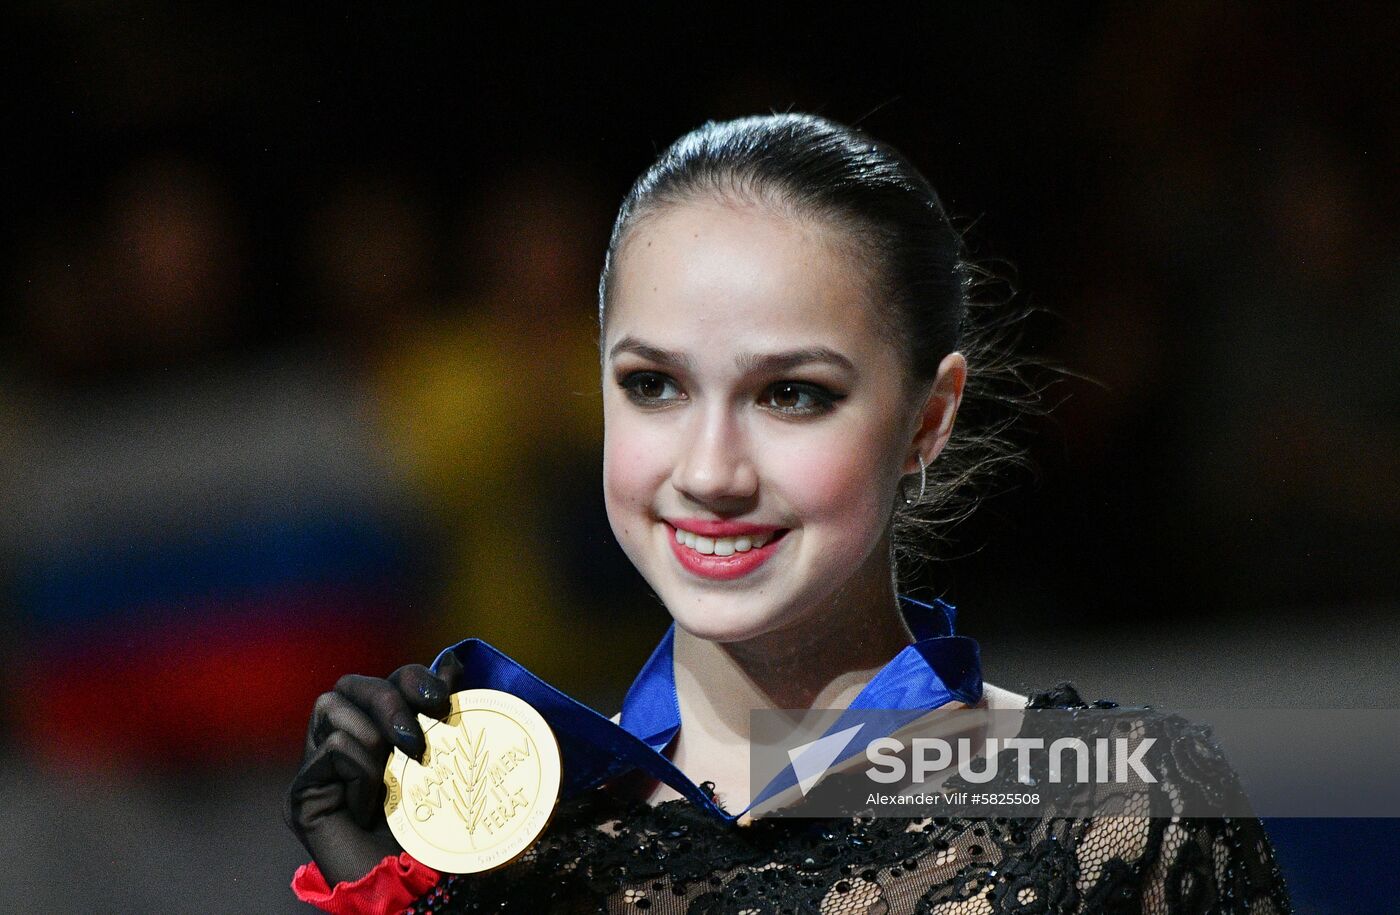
786, 723, 866, 797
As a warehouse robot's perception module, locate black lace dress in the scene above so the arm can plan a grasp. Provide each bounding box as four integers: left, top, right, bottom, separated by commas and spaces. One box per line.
407, 683, 1293, 914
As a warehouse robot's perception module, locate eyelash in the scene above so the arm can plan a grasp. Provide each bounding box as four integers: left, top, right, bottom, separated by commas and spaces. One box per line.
617, 371, 843, 417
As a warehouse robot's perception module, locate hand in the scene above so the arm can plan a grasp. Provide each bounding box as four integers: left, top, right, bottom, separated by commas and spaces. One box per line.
284, 651, 466, 886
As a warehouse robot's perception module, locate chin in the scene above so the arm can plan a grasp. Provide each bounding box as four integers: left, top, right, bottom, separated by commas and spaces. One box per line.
663, 593, 793, 645
666, 603, 753, 643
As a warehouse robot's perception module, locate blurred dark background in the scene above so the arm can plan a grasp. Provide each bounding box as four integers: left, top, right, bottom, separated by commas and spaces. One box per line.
3, 4, 1396, 911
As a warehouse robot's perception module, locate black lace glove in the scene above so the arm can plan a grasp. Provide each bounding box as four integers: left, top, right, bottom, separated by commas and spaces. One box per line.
284, 652, 466, 885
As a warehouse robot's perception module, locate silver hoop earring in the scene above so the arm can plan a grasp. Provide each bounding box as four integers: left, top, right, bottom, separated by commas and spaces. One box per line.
904, 454, 927, 506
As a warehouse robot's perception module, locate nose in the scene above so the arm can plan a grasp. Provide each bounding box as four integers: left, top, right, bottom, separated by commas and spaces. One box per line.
671, 404, 759, 510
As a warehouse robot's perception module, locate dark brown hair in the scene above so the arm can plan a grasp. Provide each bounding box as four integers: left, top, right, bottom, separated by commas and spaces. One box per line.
598, 113, 1056, 581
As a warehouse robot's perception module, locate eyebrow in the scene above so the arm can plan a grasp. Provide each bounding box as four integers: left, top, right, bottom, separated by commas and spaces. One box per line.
608, 335, 857, 375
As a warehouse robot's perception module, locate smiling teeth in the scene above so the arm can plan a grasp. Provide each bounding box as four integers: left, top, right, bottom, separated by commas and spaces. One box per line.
674, 527, 773, 555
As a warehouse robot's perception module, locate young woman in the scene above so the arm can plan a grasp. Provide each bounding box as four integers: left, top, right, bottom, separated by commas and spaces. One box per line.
286, 114, 1293, 913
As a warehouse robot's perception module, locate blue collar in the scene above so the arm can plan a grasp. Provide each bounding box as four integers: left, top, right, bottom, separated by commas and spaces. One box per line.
434, 594, 982, 822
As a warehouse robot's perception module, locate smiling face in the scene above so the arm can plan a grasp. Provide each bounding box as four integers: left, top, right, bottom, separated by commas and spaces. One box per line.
601, 196, 946, 646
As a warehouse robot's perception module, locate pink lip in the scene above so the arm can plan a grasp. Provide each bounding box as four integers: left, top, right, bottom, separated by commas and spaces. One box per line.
664, 518, 784, 537
664, 522, 789, 581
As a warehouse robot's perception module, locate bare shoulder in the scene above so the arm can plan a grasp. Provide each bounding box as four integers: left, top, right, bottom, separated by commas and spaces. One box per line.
980, 681, 1031, 710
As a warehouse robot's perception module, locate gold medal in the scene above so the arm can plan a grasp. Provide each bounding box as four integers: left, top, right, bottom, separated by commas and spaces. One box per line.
384, 688, 562, 874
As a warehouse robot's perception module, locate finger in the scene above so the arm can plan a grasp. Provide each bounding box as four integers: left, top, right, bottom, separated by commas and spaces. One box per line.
340, 757, 382, 831
434, 650, 467, 695
309, 692, 385, 759
389, 662, 453, 720
310, 730, 385, 831
304, 695, 326, 758
313, 711, 332, 747
306, 691, 368, 757
335, 674, 427, 762
287, 728, 382, 836
286, 748, 346, 839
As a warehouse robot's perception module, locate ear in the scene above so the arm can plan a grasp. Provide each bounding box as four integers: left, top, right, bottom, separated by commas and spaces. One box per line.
903, 352, 967, 474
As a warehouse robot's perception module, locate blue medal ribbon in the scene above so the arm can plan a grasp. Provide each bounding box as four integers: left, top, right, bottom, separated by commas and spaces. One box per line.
430, 595, 982, 822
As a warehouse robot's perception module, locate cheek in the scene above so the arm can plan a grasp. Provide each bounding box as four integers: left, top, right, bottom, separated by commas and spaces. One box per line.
602, 413, 669, 525
778, 437, 891, 536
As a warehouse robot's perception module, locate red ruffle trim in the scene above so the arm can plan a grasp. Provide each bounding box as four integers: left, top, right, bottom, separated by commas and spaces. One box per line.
292, 852, 441, 914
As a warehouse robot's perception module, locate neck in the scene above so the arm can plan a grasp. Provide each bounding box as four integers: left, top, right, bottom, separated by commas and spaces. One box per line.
670, 548, 913, 745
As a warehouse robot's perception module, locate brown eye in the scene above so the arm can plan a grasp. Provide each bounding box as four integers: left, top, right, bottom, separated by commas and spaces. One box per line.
760, 381, 842, 416
619, 371, 683, 405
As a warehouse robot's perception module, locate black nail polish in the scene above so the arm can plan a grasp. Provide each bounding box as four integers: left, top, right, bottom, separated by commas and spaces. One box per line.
393, 723, 426, 761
